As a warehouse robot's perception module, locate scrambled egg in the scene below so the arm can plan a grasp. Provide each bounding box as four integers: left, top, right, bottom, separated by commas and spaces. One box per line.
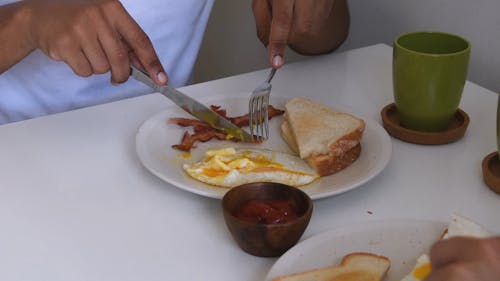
183, 147, 319, 187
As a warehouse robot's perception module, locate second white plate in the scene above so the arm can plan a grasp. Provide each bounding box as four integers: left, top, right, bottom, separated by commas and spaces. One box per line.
265, 219, 446, 281
135, 94, 392, 199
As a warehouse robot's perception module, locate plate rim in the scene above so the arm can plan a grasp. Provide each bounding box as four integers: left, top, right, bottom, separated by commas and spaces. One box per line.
135, 94, 392, 200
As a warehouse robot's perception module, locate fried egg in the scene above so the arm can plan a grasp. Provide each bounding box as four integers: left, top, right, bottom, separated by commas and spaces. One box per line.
401, 214, 491, 281
401, 254, 431, 281
183, 147, 319, 187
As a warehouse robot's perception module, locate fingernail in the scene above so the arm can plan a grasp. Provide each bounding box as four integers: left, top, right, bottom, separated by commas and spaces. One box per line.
273, 55, 283, 68
157, 72, 168, 84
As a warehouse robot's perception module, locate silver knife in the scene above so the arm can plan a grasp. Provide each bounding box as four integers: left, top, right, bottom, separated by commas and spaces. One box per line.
130, 65, 254, 142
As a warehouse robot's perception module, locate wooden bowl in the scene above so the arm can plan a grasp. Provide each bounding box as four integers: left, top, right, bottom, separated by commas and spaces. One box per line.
482, 151, 500, 195
221, 182, 313, 257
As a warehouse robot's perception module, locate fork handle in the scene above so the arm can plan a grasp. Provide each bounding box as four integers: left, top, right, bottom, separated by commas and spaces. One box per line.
266, 68, 277, 83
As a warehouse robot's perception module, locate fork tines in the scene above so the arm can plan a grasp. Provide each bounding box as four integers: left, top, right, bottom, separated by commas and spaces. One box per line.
249, 93, 270, 142
249, 68, 276, 142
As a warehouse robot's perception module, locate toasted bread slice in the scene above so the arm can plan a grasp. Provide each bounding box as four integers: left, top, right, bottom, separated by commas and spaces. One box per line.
305, 144, 361, 176
441, 213, 490, 239
281, 121, 361, 176
281, 98, 364, 176
272, 252, 390, 281
281, 120, 299, 154
281, 119, 362, 177
284, 98, 365, 159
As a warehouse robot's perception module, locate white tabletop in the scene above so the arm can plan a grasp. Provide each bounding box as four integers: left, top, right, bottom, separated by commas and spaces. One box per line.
0, 44, 499, 281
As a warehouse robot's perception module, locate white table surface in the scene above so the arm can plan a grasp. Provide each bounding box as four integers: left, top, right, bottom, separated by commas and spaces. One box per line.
1, 44, 499, 281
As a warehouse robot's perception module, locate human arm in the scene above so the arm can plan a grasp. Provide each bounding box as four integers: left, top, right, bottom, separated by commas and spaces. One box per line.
0, 2, 36, 74
252, 0, 349, 68
424, 236, 500, 281
0, 0, 167, 85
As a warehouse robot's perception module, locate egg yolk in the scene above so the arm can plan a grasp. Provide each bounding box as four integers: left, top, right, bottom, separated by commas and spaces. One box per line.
200, 148, 286, 177
413, 262, 431, 279
179, 152, 191, 159
202, 168, 229, 177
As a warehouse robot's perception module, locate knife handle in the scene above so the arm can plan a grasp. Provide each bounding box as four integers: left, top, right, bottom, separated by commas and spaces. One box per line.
130, 65, 159, 90
130, 65, 188, 106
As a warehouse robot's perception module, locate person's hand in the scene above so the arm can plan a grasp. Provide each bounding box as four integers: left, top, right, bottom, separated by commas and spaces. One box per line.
25, 0, 167, 85
424, 236, 500, 281
252, 0, 349, 69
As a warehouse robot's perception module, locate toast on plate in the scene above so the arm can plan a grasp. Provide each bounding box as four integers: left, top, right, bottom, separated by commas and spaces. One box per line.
272, 252, 390, 281
281, 97, 365, 176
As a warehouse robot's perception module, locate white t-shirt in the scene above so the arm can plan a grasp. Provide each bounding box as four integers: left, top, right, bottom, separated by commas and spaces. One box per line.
0, 0, 214, 124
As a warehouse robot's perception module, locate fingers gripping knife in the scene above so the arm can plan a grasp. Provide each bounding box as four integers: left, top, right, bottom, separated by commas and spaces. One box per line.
130, 65, 254, 142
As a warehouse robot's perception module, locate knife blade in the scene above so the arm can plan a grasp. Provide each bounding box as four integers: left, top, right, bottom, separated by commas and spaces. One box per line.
130, 65, 254, 142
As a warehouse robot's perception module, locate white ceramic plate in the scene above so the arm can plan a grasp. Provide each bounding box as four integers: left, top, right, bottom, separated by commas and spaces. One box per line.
265, 219, 446, 281
135, 94, 392, 199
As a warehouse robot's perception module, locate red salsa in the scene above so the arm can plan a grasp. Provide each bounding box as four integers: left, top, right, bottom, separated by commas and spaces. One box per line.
233, 198, 299, 224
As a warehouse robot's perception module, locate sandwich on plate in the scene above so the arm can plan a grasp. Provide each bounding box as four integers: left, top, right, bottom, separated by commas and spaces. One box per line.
281, 97, 365, 176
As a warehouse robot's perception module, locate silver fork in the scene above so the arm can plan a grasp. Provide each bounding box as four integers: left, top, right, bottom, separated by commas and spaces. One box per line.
249, 68, 277, 141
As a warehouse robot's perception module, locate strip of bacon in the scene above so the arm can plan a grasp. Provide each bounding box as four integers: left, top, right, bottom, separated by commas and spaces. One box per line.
168, 118, 212, 128
229, 105, 284, 127
169, 104, 284, 151
210, 105, 227, 118
168, 118, 211, 128
172, 130, 227, 151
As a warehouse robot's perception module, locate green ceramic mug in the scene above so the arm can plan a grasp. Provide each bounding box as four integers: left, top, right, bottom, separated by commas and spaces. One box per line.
393, 31, 470, 131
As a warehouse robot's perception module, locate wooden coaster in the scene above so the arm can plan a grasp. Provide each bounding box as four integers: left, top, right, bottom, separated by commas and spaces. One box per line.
381, 103, 469, 145
482, 152, 500, 195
